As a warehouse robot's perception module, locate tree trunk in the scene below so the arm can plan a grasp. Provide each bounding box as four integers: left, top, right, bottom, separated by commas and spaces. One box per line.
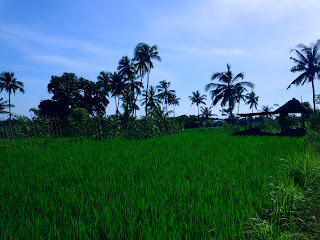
312, 79, 316, 115
173, 105, 175, 117
115, 96, 118, 115
145, 69, 150, 116
198, 105, 199, 117
228, 95, 232, 118
8, 91, 11, 120
237, 102, 240, 114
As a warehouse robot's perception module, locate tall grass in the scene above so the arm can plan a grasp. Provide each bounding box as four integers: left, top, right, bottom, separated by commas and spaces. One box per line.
0, 128, 311, 239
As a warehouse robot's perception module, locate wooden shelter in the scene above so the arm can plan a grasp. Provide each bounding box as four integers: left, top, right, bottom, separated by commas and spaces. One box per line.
237, 98, 311, 136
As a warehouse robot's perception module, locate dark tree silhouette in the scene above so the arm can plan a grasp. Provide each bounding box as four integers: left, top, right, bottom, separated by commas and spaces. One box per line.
189, 90, 207, 117
117, 56, 141, 116
205, 63, 254, 118
156, 80, 175, 112
133, 43, 161, 116
287, 40, 320, 115
0, 72, 25, 119
141, 86, 162, 113
201, 106, 216, 119
109, 72, 126, 115
168, 94, 181, 117
48, 72, 80, 109
97, 71, 111, 115
261, 105, 273, 118
245, 91, 259, 113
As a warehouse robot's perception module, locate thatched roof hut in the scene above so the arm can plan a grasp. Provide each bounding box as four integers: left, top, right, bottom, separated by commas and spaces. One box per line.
273, 98, 310, 115
237, 98, 311, 135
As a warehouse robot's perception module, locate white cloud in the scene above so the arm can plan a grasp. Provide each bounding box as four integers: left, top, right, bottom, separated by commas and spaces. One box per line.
0, 25, 119, 56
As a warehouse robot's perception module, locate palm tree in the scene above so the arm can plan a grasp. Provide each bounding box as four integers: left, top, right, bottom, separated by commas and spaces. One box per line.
0, 72, 25, 119
117, 56, 142, 115
205, 63, 254, 118
141, 86, 162, 113
156, 80, 175, 112
133, 43, 161, 116
245, 91, 259, 113
97, 71, 111, 115
235, 85, 247, 114
168, 94, 181, 117
287, 40, 320, 115
189, 90, 207, 117
109, 72, 126, 115
261, 105, 273, 118
201, 106, 217, 119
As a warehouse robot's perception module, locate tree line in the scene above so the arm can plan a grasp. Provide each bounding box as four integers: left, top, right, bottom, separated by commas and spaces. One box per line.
1, 40, 320, 122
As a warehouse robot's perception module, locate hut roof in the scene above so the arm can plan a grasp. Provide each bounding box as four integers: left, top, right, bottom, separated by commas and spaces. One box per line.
273, 98, 311, 114
237, 98, 311, 117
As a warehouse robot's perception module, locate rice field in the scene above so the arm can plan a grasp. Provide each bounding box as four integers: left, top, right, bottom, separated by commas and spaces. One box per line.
0, 129, 309, 239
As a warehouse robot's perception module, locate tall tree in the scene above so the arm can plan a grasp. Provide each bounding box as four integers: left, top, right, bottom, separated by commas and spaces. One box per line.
141, 86, 162, 113
235, 85, 247, 114
156, 80, 175, 112
109, 72, 126, 115
205, 63, 254, 118
117, 56, 141, 116
48, 72, 80, 109
133, 43, 161, 116
287, 40, 320, 115
261, 105, 273, 118
168, 94, 181, 117
97, 71, 111, 115
245, 91, 259, 113
201, 106, 216, 119
189, 90, 207, 117
0, 72, 25, 119
78, 78, 109, 116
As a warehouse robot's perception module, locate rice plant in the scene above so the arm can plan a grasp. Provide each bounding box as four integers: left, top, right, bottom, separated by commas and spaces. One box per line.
0, 128, 312, 239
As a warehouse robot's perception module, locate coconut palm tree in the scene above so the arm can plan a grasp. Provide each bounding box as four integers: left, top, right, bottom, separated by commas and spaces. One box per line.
245, 91, 259, 113
205, 63, 254, 119
287, 40, 320, 115
189, 90, 207, 117
109, 72, 126, 115
141, 86, 162, 113
235, 85, 247, 114
261, 105, 273, 118
0, 72, 25, 119
133, 43, 161, 116
168, 94, 181, 117
117, 56, 142, 115
201, 106, 217, 119
97, 71, 111, 115
156, 80, 175, 112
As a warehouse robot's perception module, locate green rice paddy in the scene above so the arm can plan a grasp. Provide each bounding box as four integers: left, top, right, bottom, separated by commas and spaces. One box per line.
0, 129, 309, 239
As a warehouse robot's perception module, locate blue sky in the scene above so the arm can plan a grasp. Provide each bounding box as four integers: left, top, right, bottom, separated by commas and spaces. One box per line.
1, 0, 320, 119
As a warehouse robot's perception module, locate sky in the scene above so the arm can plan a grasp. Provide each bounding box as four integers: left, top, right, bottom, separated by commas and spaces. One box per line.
1, 0, 320, 119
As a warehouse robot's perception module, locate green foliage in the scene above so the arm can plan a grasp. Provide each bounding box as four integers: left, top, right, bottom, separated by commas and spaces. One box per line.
259, 116, 281, 132
246, 148, 320, 239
